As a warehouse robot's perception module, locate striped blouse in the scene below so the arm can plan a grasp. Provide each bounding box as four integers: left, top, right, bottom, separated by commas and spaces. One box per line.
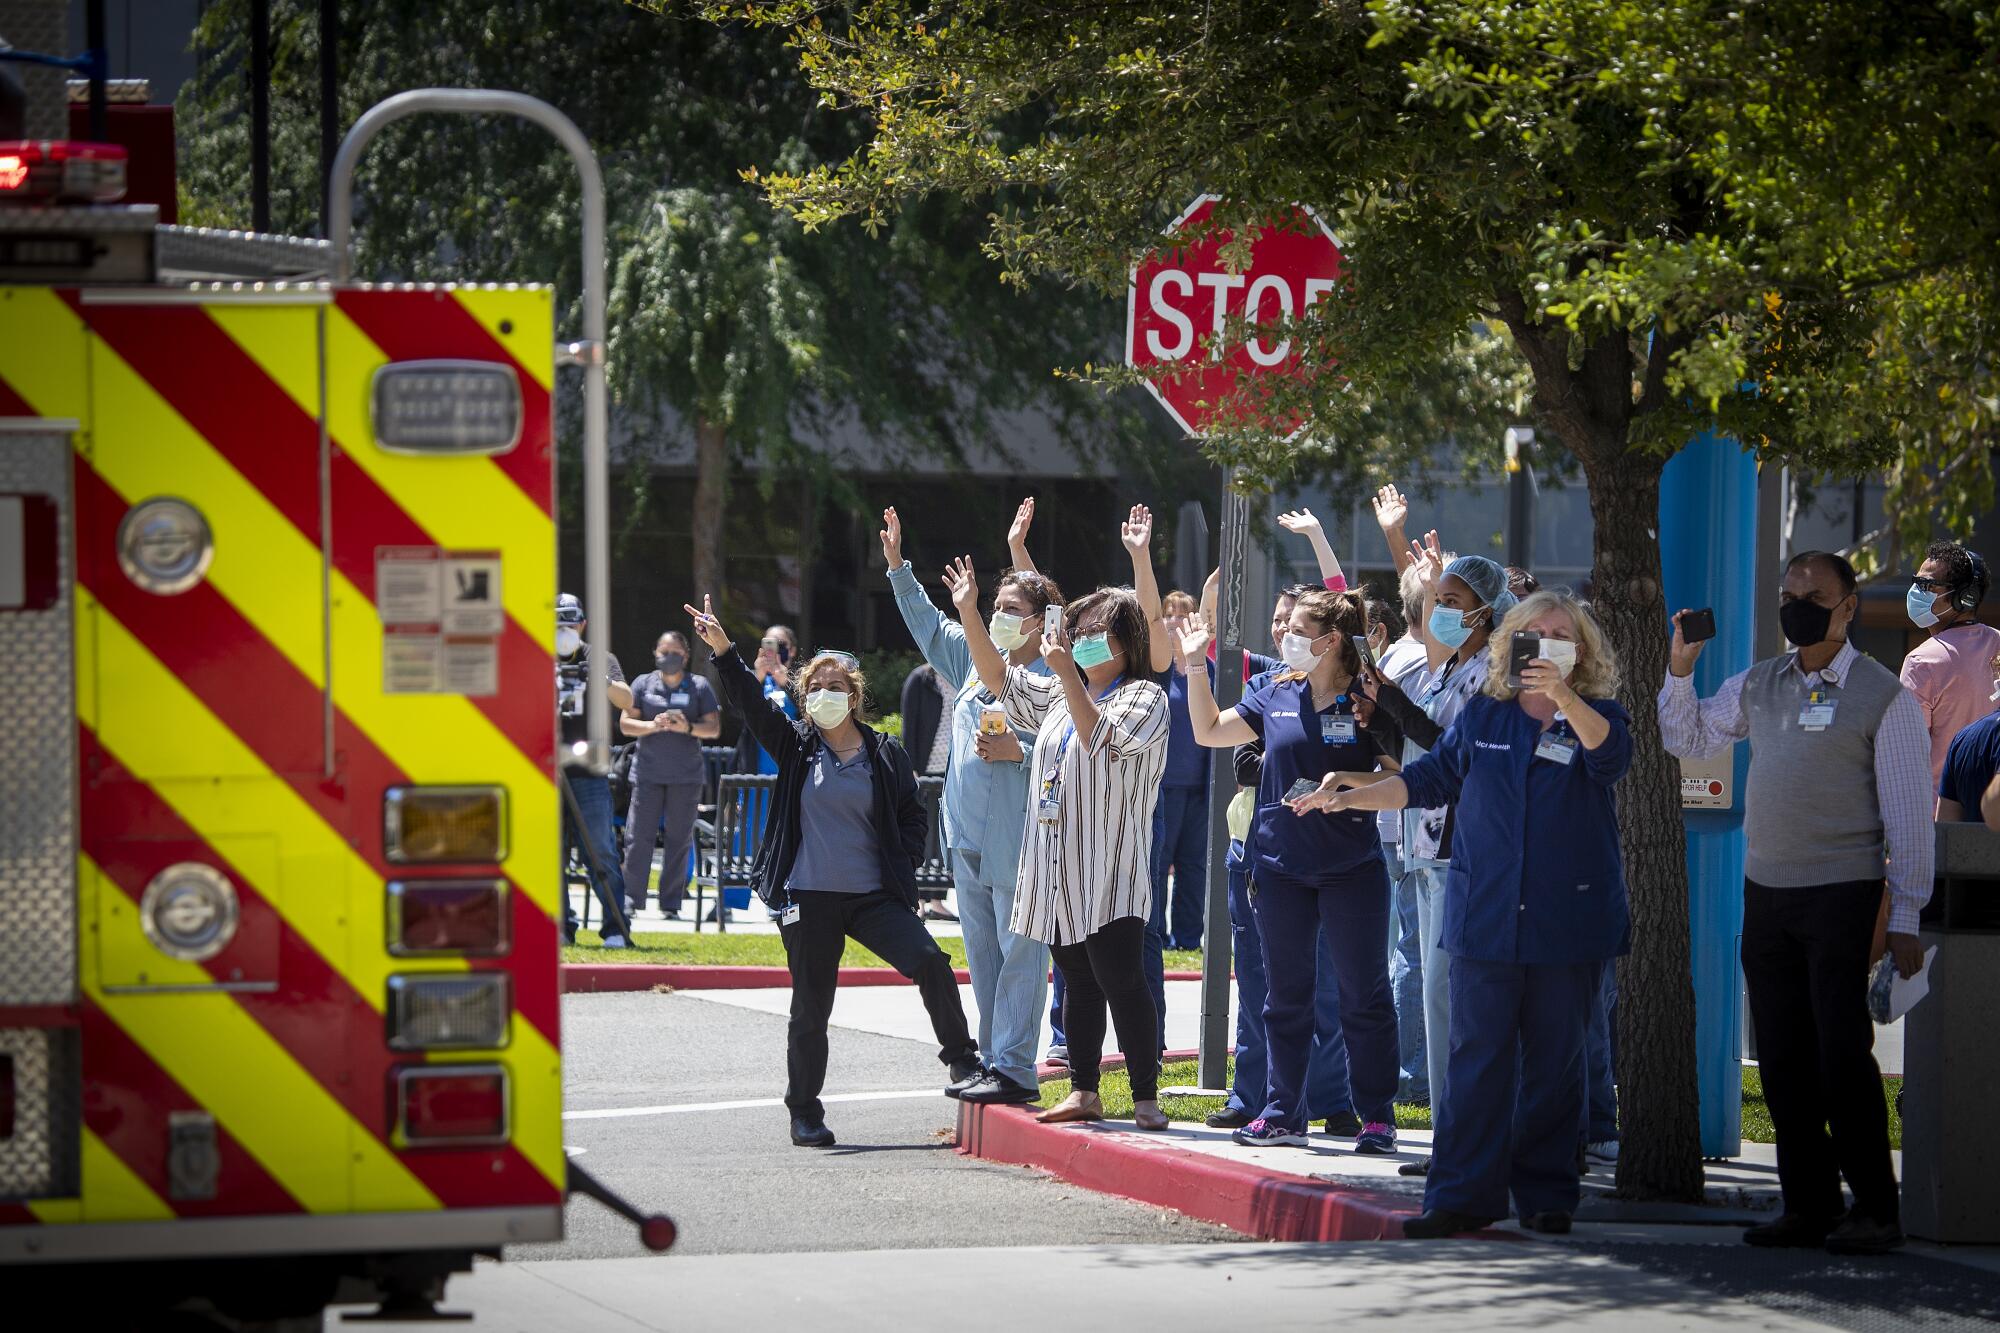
1002, 665, 1171, 946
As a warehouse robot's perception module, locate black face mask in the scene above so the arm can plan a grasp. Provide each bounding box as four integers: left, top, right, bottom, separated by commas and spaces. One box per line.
656, 652, 687, 674
1778, 597, 1836, 648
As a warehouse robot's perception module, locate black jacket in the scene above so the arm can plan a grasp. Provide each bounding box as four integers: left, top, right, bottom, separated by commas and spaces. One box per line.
712, 647, 928, 912
1364, 675, 1455, 860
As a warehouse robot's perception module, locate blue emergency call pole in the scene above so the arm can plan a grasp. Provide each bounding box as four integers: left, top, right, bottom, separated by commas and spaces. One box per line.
1658, 432, 1757, 1157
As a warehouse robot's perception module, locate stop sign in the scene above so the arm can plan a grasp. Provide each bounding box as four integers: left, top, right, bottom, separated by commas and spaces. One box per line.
1125, 194, 1344, 439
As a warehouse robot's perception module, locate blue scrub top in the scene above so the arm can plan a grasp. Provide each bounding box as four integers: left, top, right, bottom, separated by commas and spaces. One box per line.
1939, 710, 2000, 816
752, 673, 799, 775
1400, 693, 1634, 965
1235, 675, 1385, 879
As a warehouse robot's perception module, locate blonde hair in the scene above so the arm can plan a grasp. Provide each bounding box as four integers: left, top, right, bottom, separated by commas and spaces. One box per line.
1163, 589, 1197, 619
794, 652, 870, 719
1483, 591, 1621, 700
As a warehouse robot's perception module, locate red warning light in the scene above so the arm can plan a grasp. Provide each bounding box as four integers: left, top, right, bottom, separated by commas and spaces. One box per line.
1708, 781, 1724, 796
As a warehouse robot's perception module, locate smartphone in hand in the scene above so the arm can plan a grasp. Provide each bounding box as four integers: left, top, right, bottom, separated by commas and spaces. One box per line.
1680, 608, 1717, 644
1044, 605, 1064, 641
1506, 630, 1541, 689
1350, 633, 1377, 675
1285, 777, 1322, 803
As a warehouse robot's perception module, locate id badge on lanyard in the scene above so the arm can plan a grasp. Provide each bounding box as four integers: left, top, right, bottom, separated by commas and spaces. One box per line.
1320, 709, 1357, 746
1534, 730, 1578, 765
1798, 685, 1837, 732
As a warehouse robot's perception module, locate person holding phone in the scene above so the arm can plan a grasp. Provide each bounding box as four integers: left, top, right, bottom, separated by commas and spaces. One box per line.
1181, 589, 1403, 1153
1659, 552, 1931, 1255
1299, 591, 1631, 1235
736, 624, 801, 775
944, 558, 1173, 1131
881, 503, 1065, 1105
685, 597, 980, 1148
619, 630, 722, 918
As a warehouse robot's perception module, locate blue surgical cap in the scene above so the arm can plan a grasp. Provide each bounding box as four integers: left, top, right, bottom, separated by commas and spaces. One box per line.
1444, 555, 1519, 618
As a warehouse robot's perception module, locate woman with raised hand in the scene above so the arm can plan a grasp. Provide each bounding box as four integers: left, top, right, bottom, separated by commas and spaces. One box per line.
1296, 591, 1632, 1238
881, 503, 1065, 1106
1180, 590, 1403, 1155
942, 557, 1172, 1131
685, 596, 980, 1149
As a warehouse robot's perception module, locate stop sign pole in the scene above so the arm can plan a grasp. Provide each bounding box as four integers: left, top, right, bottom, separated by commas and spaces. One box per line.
1125, 196, 1345, 1095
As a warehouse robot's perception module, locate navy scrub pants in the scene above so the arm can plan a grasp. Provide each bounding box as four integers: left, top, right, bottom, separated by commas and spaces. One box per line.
1250, 860, 1398, 1130
1425, 956, 1599, 1220
1224, 850, 1354, 1120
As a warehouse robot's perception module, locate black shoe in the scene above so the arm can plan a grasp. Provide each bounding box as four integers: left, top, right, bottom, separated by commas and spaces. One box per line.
1520, 1211, 1572, 1235
1824, 1213, 1905, 1256
1743, 1213, 1840, 1249
626, 900, 646, 917
959, 1072, 1040, 1105
1323, 1110, 1364, 1138
1398, 1156, 1432, 1178
1403, 1208, 1500, 1238
662, 907, 683, 921
944, 1063, 990, 1099
790, 1115, 836, 1148
1206, 1106, 1255, 1129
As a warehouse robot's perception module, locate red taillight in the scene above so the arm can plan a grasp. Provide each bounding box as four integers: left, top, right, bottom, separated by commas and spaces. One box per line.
387, 879, 510, 957
0, 141, 127, 204
397, 1066, 508, 1146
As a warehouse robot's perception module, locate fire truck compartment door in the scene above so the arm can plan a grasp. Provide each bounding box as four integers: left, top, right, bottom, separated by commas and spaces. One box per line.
82, 298, 329, 783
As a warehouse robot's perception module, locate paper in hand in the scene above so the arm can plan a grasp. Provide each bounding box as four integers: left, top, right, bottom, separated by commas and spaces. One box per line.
1884, 946, 1938, 1024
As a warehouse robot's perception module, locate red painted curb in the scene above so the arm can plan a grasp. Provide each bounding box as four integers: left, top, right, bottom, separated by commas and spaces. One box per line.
560, 964, 973, 992
1036, 1046, 1206, 1081
561, 964, 1212, 993
954, 1102, 1423, 1242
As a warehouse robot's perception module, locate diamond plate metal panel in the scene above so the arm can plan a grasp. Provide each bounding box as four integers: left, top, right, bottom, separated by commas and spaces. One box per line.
0, 1, 70, 139
0, 1027, 80, 1200
0, 429, 77, 1006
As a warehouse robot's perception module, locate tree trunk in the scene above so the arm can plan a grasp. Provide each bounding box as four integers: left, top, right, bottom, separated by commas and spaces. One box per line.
1579, 445, 1708, 1202
691, 414, 729, 651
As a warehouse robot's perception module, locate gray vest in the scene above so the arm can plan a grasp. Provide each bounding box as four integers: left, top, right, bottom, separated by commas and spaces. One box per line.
1742, 650, 1903, 888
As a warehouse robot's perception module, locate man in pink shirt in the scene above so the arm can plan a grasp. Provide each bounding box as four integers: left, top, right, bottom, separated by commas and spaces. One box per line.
1899, 541, 1999, 794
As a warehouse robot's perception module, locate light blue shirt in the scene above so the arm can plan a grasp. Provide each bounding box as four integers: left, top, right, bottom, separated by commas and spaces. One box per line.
888, 561, 1049, 887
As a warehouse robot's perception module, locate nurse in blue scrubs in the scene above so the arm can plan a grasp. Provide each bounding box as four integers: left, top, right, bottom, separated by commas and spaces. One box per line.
1304, 591, 1631, 1237
1181, 588, 1403, 1154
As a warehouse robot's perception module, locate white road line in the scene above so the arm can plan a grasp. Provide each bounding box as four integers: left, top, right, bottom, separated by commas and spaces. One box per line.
563, 1088, 947, 1120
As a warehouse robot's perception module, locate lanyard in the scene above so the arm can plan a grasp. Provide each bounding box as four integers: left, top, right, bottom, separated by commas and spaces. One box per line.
1047, 677, 1123, 787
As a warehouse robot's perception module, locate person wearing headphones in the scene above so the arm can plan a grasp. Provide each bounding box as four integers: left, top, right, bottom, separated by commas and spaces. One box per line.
684, 597, 980, 1149
1901, 542, 1999, 793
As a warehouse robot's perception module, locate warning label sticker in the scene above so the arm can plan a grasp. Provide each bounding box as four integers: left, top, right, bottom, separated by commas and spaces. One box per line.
376, 545, 504, 696
1678, 751, 1734, 810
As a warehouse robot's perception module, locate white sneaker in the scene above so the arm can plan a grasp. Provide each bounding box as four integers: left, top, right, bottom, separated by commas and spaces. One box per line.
1586, 1140, 1619, 1165
601, 934, 631, 950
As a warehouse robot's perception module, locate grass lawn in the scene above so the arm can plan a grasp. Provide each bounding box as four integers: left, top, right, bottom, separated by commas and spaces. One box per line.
564, 929, 1205, 974
1039, 1059, 1903, 1150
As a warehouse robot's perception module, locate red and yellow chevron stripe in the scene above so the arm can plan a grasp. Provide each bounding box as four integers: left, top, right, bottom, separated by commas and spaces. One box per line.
0, 282, 566, 1232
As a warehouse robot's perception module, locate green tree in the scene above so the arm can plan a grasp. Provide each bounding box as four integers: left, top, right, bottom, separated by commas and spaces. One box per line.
176, 0, 1157, 618
704, 0, 2000, 1198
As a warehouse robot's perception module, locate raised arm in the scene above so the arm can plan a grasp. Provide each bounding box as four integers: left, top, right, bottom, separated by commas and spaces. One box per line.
1277, 508, 1346, 590
882, 505, 973, 687
1655, 609, 1751, 759
942, 556, 1008, 699
685, 595, 801, 765
1372, 483, 1413, 575
1007, 496, 1039, 575
1121, 503, 1174, 674
1176, 615, 1258, 748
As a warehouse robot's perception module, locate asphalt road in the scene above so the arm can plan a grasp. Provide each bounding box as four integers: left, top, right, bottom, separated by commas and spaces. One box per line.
517, 990, 1237, 1259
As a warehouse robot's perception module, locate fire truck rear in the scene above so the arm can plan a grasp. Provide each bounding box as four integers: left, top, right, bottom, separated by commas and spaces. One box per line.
0, 65, 657, 1326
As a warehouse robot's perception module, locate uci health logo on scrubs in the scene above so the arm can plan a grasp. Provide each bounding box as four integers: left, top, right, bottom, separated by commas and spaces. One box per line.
1474, 740, 1512, 752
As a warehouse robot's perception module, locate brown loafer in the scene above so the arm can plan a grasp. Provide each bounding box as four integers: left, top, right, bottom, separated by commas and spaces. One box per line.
1036, 1091, 1105, 1124
1132, 1100, 1170, 1132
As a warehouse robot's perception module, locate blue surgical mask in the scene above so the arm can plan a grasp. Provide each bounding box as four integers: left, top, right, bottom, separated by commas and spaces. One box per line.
1906, 583, 1942, 629
1071, 633, 1115, 669
1428, 605, 1474, 650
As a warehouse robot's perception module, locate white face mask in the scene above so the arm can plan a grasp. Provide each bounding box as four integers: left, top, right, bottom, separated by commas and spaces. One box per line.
556, 627, 581, 657
989, 610, 1032, 651
805, 688, 853, 729
1279, 631, 1325, 671
1539, 637, 1579, 679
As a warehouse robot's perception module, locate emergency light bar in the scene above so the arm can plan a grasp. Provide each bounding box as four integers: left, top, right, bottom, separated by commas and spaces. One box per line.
0, 141, 127, 205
